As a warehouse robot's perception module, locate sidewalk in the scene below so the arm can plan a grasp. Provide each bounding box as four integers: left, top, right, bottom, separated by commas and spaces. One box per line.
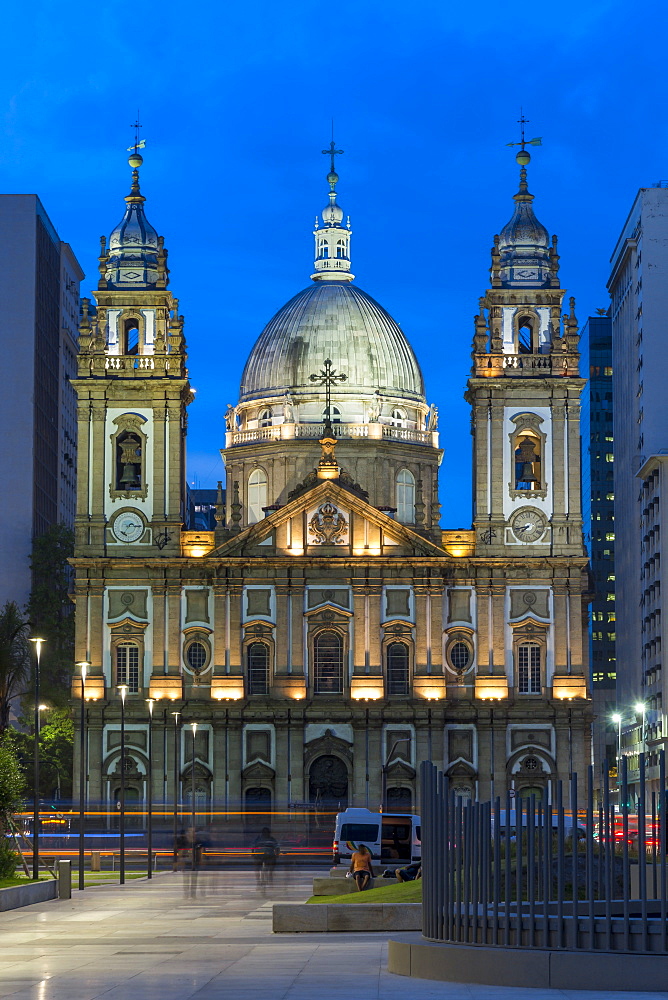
0, 870, 665, 999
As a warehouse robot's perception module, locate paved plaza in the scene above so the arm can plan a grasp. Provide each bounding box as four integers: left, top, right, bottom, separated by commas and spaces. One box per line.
0, 870, 666, 999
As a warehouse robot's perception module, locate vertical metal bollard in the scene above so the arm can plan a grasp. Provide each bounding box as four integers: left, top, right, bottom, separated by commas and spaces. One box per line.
639, 752, 648, 951
570, 773, 578, 950
586, 765, 595, 950
57, 859, 71, 899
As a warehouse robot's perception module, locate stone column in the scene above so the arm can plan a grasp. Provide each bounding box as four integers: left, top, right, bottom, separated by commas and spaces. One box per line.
352, 585, 367, 673
167, 585, 181, 674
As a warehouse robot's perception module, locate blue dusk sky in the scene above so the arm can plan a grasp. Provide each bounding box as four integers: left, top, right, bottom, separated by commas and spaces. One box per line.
1, 0, 666, 526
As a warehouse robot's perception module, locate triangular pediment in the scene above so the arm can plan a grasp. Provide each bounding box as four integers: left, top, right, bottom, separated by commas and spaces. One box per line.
209, 481, 444, 558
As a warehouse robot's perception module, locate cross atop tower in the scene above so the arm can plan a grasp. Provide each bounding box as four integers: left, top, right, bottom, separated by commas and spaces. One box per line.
127, 113, 146, 155
310, 358, 347, 431
322, 140, 344, 174
506, 111, 542, 154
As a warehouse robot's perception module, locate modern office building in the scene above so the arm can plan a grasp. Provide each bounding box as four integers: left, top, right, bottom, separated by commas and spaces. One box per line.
608, 184, 668, 795
0, 195, 84, 610
580, 314, 616, 793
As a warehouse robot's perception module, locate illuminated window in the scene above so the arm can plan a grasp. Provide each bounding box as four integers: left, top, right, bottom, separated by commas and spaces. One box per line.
247, 642, 269, 695
517, 644, 541, 694
314, 631, 343, 695
116, 644, 139, 693
387, 643, 409, 696
514, 433, 541, 490
248, 468, 268, 524
396, 469, 415, 523
606, 532, 615, 541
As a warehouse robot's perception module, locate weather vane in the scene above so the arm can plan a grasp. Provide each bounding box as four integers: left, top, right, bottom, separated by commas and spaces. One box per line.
309, 358, 347, 429
506, 111, 542, 151
127, 113, 146, 155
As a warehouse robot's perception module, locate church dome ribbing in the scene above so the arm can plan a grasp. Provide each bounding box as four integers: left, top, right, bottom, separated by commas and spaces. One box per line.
239, 280, 425, 404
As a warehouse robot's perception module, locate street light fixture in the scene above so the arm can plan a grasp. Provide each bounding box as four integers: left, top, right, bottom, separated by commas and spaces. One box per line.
146, 698, 155, 878
381, 737, 411, 813
118, 684, 128, 885
29, 637, 46, 880
77, 662, 90, 891
37, 705, 48, 733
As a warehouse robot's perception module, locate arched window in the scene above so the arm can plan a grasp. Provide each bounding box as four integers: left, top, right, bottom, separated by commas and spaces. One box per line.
322, 406, 341, 424
396, 469, 415, 523
115, 431, 142, 491
517, 316, 534, 354
314, 630, 343, 695
247, 642, 269, 696
259, 409, 272, 428
517, 644, 541, 694
336, 239, 346, 259
320, 241, 329, 259
116, 644, 139, 693
514, 432, 541, 489
248, 469, 268, 524
123, 319, 140, 355
390, 408, 406, 428
387, 642, 409, 696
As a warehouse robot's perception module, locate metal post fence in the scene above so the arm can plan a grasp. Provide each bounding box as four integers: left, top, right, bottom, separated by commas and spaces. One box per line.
421, 750, 668, 954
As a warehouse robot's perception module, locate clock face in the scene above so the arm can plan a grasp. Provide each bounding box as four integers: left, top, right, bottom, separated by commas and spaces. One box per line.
510, 508, 547, 543
112, 510, 145, 543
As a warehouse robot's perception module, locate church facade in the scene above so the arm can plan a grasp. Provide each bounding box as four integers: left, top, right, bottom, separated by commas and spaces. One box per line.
71, 142, 592, 818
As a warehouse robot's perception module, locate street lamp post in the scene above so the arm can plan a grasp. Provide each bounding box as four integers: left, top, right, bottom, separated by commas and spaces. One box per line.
381, 737, 411, 813
172, 711, 181, 867
119, 685, 128, 885
612, 712, 622, 793
146, 699, 155, 878
191, 722, 197, 869
29, 638, 46, 880
37, 705, 47, 734
635, 702, 646, 756
77, 662, 90, 891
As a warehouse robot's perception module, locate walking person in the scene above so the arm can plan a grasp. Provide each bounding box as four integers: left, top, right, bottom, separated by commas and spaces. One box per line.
252, 827, 280, 888
349, 843, 374, 891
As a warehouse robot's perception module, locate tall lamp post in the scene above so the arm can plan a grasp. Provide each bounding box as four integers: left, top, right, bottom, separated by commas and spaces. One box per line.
119, 684, 128, 885
146, 698, 155, 878
190, 722, 197, 853
172, 711, 181, 867
381, 737, 411, 813
77, 662, 90, 891
611, 712, 622, 803
29, 637, 46, 880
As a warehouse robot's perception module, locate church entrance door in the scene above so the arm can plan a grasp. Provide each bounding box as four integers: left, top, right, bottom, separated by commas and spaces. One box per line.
308, 754, 348, 810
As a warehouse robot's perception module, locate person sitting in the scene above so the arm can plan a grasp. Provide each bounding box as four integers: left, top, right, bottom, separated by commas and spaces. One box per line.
395, 862, 421, 882
349, 843, 374, 891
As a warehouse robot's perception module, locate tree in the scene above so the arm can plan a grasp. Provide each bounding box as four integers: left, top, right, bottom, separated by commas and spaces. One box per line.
4, 709, 73, 802
0, 735, 25, 831
0, 602, 31, 734
27, 524, 75, 709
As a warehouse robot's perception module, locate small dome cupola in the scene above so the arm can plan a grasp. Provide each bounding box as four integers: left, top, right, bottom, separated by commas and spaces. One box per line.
105, 148, 161, 288
497, 145, 551, 288
311, 140, 354, 282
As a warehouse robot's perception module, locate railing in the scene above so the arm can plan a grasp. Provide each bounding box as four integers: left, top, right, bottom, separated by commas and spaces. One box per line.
421, 750, 668, 954
229, 422, 436, 446
473, 353, 579, 378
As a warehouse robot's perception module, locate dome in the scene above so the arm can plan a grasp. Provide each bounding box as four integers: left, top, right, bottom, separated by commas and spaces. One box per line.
240, 281, 425, 404
497, 165, 551, 287
105, 156, 160, 288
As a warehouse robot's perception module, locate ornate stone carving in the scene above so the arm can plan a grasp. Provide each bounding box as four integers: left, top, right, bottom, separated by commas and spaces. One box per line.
308, 502, 348, 545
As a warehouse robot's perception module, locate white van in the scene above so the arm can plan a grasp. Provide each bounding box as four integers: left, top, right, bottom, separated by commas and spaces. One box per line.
332, 808, 421, 866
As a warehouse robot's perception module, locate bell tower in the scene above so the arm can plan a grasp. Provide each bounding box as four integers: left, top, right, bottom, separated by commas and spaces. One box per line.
466, 140, 585, 558
72, 145, 191, 558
